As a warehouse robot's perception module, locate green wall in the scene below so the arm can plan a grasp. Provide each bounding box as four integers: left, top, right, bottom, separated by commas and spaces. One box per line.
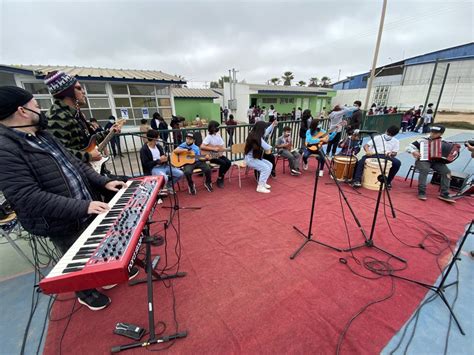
174, 98, 220, 121
251, 93, 334, 116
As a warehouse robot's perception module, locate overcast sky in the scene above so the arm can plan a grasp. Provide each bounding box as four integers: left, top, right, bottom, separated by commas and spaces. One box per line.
0, 0, 472, 87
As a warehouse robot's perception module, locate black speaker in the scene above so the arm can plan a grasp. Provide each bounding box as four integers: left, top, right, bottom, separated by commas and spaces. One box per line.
431, 171, 469, 190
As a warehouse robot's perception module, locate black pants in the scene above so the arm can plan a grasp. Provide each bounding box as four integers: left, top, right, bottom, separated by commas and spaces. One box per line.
262, 153, 276, 174
183, 161, 211, 186
110, 137, 122, 156
210, 156, 231, 179
326, 132, 342, 156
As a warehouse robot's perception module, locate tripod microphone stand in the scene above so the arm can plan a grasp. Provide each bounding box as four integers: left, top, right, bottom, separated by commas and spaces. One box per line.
290, 148, 370, 259
390, 220, 473, 335
343, 132, 405, 262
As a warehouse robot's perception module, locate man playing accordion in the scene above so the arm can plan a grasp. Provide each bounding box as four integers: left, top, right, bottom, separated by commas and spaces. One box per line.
406, 125, 457, 203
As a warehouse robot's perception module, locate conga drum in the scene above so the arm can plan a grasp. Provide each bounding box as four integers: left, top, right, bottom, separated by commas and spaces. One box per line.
362, 158, 392, 190
332, 156, 357, 181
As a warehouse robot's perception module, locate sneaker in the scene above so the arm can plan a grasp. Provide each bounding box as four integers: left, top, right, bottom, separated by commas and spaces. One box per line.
216, 178, 224, 188
438, 194, 455, 204
352, 180, 362, 188
303, 163, 308, 171
188, 183, 197, 195
77, 290, 111, 311
102, 284, 117, 290
256, 185, 271, 193
418, 193, 427, 201
290, 169, 300, 175
319, 170, 324, 177
204, 181, 213, 192
128, 266, 139, 280
264, 183, 271, 189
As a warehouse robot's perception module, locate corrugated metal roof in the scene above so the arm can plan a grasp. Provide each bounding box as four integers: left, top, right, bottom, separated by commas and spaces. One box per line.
172, 88, 219, 98
248, 84, 334, 94
0, 64, 185, 83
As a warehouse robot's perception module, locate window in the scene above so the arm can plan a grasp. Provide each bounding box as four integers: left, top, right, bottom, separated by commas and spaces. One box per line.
84, 83, 106, 95
131, 97, 156, 107
111, 84, 129, 95
115, 97, 131, 107
88, 98, 110, 108
36, 98, 53, 110
262, 98, 277, 104
280, 98, 295, 104
158, 98, 171, 106
129, 84, 155, 96
156, 85, 169, 95
24, 82, 49, 95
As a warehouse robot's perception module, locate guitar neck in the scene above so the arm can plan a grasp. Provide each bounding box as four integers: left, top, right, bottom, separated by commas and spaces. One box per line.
97, 130, 116, 152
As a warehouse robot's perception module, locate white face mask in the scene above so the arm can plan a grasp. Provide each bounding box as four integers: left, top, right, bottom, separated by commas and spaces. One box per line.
383, 134, 392, 141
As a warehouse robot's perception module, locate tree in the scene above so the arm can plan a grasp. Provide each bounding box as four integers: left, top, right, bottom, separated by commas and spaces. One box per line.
281, 71, 294, 86
270, 77, 280, 85
308, 77, 319, 87
296, 80, 306, 87
320, 76, 331, 87
218, 76, 230, 88
210, 81, 219, 88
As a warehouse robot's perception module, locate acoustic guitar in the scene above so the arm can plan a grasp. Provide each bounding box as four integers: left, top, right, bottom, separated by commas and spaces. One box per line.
82, 119, 126, 173
171, 151, 210, 168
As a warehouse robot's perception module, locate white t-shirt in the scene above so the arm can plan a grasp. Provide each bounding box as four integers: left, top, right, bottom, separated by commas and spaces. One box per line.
149, 146, 161, 161
295, 110, 302, 120
203, 133, 224, 146
268, 109, 275, 117
366, 134, 399, 155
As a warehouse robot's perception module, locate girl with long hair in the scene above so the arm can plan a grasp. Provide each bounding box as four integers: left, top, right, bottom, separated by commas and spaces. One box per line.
244, 121, 273, 193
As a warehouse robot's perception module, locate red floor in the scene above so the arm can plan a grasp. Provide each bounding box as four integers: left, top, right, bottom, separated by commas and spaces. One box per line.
44, 160, 472, 354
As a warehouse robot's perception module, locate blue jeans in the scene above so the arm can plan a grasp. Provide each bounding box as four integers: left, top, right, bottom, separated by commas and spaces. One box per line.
151, 165, 184, 187
303, 148, 325, 169
245, 157, 272, 185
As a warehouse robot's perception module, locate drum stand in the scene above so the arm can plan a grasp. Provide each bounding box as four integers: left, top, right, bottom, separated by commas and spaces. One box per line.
290, 149, 369, 259
343, 133, 405, 262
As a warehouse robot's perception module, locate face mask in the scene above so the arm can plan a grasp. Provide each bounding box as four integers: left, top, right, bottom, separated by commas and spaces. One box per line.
354, 104, 359, 109
11, 107, 48, 130
383, 134, 392, 141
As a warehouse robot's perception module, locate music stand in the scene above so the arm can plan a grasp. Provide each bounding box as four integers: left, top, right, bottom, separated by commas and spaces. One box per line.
343, 132, 405, 262
389, 220, 473, 335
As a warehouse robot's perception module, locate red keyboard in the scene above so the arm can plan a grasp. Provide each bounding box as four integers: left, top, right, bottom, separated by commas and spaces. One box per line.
39, 176, 164, 294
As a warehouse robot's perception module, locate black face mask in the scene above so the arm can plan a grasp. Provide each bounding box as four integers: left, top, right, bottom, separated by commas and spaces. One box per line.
10, 107, 48, 130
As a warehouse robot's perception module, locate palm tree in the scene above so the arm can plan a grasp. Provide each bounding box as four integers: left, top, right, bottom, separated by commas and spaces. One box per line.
296, 81, 306, 87
270, 77, 280, 85
320, 76, 331, 87
308, 77, 319, 87
281, 71, 294, 86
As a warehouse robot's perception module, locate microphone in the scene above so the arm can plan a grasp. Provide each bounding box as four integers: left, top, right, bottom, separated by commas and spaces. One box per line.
354, 129, 378, 135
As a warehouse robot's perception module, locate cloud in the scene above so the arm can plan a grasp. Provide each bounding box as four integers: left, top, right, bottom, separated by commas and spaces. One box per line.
0, 0, 472, 85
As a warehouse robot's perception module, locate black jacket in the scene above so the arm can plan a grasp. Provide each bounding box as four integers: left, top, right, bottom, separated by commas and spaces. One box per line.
0, 125, 110, 239
140, 143, 166, 175
349, 109, 362, 130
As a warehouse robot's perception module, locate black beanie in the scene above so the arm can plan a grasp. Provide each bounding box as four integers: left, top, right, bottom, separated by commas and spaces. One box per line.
0, 86, 34, 120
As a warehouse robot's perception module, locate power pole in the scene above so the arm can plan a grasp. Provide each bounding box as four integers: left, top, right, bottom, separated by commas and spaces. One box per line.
364, 0, 387, 111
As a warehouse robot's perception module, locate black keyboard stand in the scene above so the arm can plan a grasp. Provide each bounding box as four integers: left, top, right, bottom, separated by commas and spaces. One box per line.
112, 221, 187, 352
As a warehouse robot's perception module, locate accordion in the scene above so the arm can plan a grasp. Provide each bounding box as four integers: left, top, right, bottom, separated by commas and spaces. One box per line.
419, 138, 461, 164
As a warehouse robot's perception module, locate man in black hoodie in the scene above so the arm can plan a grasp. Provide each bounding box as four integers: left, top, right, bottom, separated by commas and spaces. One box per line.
0, 86, 129, 311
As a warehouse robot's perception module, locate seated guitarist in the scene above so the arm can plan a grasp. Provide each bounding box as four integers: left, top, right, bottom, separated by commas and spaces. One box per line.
303, 119, 334, 176
140, 130, 184, 192
174, 133, 213, 195
200, 121, 231, 188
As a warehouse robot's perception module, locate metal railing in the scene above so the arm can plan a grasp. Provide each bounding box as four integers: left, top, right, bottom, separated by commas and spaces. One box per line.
104, 114, 401, 178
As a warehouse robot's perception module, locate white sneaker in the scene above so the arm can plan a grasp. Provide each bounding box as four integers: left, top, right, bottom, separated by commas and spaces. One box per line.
303, 163, 308, 171
256, 185, 271, 193
319, 170, 324, 177
265, 183, 271, 189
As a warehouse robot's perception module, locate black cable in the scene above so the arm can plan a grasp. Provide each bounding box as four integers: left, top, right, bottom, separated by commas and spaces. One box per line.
58, 299, 77, 355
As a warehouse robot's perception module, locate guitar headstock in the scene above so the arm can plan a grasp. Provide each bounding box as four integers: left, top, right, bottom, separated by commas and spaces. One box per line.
116, 118, 127, 127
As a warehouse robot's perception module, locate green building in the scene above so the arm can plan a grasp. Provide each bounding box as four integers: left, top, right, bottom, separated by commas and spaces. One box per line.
223, 83, 336, 122
172, 88, 221, 122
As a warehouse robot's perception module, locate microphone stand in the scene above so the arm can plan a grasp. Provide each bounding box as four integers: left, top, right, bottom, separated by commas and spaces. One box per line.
290, 147, 369, 259
159, 139, 201, 227
343, 132, 405, 262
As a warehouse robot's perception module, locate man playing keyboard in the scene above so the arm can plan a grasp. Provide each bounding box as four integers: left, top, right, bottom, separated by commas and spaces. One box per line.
0, 86, 129, 311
